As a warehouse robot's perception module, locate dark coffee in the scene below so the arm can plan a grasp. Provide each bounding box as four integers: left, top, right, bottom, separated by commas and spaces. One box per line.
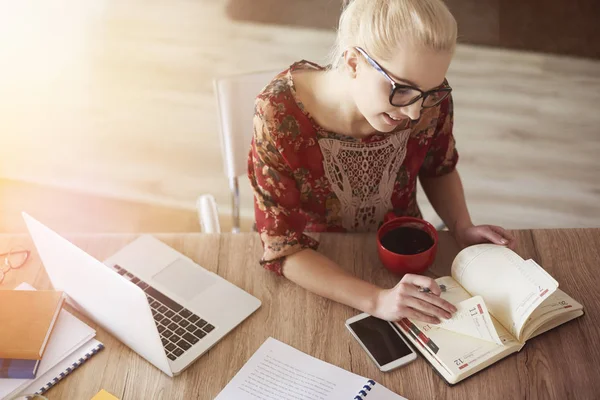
381, 227, 434, 255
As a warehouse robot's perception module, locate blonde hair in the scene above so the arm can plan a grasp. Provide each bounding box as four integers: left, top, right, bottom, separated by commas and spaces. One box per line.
329, 0, 457, 68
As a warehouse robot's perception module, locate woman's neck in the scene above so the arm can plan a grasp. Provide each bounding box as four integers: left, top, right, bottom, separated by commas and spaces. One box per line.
312, 68, 378, 139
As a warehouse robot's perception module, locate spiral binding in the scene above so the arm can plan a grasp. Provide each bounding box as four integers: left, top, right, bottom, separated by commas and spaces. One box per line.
34, 343, 105, 396
354, 379, 376, 399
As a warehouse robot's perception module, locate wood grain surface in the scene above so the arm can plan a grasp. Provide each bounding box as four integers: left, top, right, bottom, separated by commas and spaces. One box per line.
0, 229, 598, 399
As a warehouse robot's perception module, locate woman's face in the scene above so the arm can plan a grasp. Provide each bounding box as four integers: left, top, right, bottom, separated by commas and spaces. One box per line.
346, 44, 453, 133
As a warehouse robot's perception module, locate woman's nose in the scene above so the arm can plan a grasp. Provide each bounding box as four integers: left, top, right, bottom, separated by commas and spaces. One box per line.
399, 100, 422, 121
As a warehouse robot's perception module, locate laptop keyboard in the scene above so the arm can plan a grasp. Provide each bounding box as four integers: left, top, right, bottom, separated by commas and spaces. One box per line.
111, 264, 215, 361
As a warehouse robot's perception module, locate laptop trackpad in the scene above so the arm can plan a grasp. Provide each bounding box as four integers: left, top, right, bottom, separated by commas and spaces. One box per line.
152, 259, 217, 301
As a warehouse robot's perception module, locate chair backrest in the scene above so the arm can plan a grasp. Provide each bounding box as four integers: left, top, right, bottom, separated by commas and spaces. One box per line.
213, 69, 282, 179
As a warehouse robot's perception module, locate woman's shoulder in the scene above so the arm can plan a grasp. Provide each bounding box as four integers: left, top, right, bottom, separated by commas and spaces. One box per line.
254, 61, 324, 143
256, 60, 323, 112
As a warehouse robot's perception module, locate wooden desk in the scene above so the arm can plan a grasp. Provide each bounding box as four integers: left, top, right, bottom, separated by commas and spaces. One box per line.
1, 229, 599, 399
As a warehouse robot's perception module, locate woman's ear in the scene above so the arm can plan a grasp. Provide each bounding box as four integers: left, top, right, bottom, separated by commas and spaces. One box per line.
343, 48, 360, 79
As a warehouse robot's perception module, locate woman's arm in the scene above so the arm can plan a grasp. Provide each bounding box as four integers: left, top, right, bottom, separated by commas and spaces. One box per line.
420, 169, 516, 249
283, 249, 456, 324
420, 169, 472, 234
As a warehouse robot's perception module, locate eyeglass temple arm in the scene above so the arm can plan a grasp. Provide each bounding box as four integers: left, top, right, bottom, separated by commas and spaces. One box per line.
354, 47, 397, 87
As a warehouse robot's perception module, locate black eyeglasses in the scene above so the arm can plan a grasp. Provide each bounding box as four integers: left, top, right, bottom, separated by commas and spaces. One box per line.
354, 47, 452, 108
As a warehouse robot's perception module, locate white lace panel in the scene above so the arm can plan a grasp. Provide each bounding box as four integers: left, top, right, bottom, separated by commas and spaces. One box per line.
319, 129, 411, 232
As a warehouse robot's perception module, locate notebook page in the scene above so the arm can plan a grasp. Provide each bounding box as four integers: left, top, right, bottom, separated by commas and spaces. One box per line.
451, 244, 558, 340
434, 296, 502, 345
411, 277, 501, 346
365, 384, 408, 400
215, 337, 366, 400
17, 339, 103, 397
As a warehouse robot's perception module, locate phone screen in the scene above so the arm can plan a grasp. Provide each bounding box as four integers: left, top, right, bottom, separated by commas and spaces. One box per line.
348, 316, 413, 366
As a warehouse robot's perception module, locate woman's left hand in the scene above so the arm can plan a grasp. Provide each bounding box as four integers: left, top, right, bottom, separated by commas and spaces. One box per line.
453, 224, 517, 251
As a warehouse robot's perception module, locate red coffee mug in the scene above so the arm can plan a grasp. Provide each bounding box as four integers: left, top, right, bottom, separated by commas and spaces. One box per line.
377, 212, 438, 275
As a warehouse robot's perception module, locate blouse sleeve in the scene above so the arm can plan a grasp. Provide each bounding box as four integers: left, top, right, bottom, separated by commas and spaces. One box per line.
419, 95, 459, 178
247, 100, 318, 275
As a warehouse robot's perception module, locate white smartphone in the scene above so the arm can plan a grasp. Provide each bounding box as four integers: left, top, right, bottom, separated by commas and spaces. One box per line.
346, 313, 417, 372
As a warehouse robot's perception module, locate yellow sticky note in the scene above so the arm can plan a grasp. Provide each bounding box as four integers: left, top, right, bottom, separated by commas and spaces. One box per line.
91, 389, 119, 400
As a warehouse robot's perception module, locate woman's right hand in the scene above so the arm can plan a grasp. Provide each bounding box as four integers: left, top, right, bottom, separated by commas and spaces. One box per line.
373, 274, 457, 324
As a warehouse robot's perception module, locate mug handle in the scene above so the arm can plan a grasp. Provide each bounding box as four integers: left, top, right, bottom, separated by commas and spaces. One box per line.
383, 211, 397, 224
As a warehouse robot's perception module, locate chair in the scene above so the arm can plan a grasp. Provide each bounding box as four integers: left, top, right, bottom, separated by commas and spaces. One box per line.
197, 69, 281, 233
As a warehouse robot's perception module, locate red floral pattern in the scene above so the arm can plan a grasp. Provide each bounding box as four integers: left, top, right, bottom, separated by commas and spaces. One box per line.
248, 61, 458, 274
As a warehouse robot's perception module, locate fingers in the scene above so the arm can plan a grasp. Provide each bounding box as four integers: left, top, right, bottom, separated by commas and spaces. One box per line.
392, 281, 457, 324
490, 225, 514, 239
413, 289, 457, 314
404, 296, 452, 320
489, 226, 517, 250
481, 226, 509, 246
400, 274, 442, 296
404, 308, 441, 325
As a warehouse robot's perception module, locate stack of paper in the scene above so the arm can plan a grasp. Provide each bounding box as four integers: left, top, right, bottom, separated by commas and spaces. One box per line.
0, 283, 103, 400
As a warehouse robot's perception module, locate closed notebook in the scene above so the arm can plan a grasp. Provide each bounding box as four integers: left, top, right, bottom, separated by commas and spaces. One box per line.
0, 290, 66, 360
0, 283, 98, 400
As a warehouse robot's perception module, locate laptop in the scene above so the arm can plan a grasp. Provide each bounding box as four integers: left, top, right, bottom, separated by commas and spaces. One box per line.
22, 212, 261, 377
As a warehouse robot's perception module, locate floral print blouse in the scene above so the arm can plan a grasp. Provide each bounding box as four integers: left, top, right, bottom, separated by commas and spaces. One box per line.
248, 61, 459, 275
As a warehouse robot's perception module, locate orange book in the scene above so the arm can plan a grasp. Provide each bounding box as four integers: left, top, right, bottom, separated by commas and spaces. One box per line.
0, 290, 66, 360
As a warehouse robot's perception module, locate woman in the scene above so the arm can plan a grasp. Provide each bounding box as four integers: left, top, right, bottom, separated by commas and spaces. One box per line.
248, 0, 516, 324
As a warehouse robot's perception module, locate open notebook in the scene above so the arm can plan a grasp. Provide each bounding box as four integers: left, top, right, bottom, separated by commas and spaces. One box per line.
215, 337, 407, 400
0, 283, 104, 400
395, 244, 584, 385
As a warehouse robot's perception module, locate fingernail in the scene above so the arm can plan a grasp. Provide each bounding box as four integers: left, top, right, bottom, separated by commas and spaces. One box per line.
445, 312, 452, 319
500, 239, 507, 244
451, 306, 457, 312
433, 318, 441, 324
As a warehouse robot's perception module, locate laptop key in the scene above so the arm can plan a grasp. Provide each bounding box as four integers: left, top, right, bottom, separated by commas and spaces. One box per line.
158, 325, 166, 334
114, 264, 122, 271
180, 320, 190, 328
188, 315, 200, 323
170, 335, 181, 343
183, 333, 199, 345
125, 272, 134, 279
151, 309, 158, 316
165, 310, 175, 319
155, 314, 165, 323
166, 343, 176, 352
163, 329, 173, 338
173, 348, 184, 357
131, 277, 140, 284
193, 330, 206, 339
158, 305, 168, 314
138, 281, 149, 290
177, 340, 192, 351
117, 269, 126, 276
167, 353, 177, 361
168, 323, 178, 331
204, 324, 215, 333
175, 328, 186, 336
145, 287, 183, 313
180, 309, 192, 319
186, 324, 197, 333
195, 319, 207, 329
162, 338, 169, 346
172, 315, 182, 323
